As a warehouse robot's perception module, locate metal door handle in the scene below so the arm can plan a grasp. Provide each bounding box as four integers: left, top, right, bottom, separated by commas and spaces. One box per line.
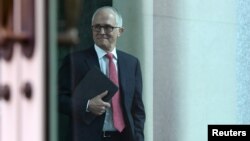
21, 82, 32, 99
0, 30, 32, 61
20, 0, 35, 58
0, 85, 11, 101
0, 29, 32, 46
0, 0, 14, 61
0, 0, 35, 61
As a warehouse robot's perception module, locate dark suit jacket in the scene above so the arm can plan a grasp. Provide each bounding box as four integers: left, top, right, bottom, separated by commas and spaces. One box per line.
58, 47, 145, 141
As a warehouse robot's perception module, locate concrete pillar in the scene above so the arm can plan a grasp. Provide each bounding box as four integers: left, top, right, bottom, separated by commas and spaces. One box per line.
236, 0, 250, 123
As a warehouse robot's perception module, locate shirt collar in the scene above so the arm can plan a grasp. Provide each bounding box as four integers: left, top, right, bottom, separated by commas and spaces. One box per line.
94, 44, 118, 60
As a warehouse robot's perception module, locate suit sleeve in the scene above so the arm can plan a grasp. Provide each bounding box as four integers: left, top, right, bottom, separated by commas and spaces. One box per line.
132, 59, 146, 141
58, 55, 73, 115
58, 55, 97, 124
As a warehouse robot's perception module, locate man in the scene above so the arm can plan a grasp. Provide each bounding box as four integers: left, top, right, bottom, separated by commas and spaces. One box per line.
59, 6, 145, 141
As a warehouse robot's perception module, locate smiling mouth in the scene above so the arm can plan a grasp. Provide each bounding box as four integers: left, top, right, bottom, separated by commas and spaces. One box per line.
98, 37, 109, 40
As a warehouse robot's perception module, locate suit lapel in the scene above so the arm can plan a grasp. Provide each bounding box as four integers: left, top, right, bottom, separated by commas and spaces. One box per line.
85, 47, 100, 69
117, 51, 128, 105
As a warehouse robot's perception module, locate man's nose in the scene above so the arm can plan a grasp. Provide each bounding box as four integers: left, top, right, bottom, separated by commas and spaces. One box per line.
100, 27, 105, 34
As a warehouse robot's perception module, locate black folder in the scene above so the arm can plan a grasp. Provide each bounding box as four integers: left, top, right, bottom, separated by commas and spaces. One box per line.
73, 67, 118, 102
72, 67, 118, 124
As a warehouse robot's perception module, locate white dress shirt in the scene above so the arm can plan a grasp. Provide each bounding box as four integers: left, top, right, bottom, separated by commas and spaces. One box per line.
94, 44, 118, 131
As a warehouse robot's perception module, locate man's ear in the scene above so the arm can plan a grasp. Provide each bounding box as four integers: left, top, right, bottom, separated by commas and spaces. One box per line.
118, 28, 124, 37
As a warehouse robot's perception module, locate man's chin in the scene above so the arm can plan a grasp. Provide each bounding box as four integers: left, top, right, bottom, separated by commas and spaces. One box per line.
96, 44, 111, 51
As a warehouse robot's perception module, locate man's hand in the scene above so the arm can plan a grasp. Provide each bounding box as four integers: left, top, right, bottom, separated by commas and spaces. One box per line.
88, 90, 111, 116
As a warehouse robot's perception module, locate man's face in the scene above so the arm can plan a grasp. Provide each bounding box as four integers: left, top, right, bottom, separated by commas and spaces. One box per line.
92, 9, 122, 52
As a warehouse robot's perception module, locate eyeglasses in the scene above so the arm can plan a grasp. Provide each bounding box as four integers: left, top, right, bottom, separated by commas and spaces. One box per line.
92, 24, 120, 33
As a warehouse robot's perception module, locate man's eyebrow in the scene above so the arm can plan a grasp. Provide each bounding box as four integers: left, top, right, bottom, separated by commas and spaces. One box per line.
94, 24, 113, 26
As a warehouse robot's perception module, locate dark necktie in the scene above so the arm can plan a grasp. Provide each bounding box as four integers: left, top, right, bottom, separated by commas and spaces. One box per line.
106, 53, 125, 132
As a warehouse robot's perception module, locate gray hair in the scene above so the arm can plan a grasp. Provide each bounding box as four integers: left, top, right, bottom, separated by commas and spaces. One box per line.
91, 6, 123, 27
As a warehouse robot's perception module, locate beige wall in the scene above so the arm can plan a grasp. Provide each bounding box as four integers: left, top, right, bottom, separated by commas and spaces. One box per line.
154, 0, 237, 141
116, 0, 237, 141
